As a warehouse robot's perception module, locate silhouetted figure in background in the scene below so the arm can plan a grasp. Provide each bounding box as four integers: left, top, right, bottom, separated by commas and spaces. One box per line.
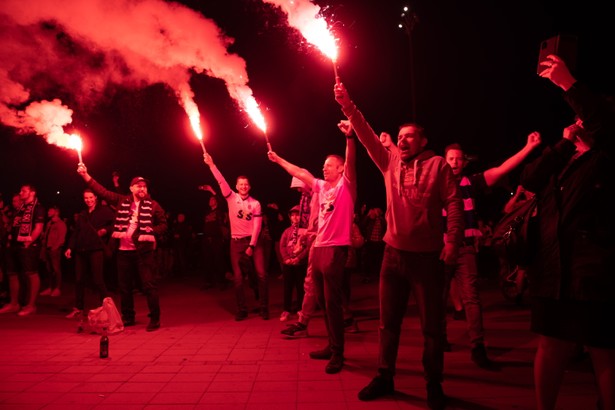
40, 205, 67, 297
199, 187, 231, 290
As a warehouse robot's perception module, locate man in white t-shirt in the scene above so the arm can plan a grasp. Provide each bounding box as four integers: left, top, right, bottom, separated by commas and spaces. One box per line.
267, 120, 356, 374
203, 153, 268, 321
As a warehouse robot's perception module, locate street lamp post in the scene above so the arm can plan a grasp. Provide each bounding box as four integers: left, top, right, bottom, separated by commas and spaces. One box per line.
399, 5, 419, 121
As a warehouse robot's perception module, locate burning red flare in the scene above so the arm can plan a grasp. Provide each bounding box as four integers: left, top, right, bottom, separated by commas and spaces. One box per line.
263, 0, 339, 62
244, 96, 267, 134
68, 133, 83, 163
178, 85, 207, 154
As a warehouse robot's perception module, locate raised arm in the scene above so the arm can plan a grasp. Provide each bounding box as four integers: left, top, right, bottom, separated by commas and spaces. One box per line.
483, 131, 542, 187
267, 151, 316, 188
334, 82, 391, 172
77, 163, 125, 206
538, 54, 576, 91
203, 153, 232, 198
337, 120, 356, 184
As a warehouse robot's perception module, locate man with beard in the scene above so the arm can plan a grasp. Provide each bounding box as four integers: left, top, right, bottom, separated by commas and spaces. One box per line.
77, 165, 167, 332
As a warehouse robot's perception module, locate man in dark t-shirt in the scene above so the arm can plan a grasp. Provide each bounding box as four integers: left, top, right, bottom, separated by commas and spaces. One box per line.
0, 184, 45, 316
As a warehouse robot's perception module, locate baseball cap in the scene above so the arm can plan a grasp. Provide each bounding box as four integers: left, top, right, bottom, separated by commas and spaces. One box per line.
130, 176, 148, 186
288, 205, 301, 215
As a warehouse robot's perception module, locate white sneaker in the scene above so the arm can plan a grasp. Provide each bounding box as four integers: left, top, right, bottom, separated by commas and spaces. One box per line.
50, 288, 61, 297
279, 311, 291, 322
39, 288, 52, 296
17, 305, 36, 316
66, 308, 82, 319
0, 303, 20, 314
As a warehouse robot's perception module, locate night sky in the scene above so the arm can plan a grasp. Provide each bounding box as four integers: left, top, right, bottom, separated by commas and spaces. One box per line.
1, 0, 613, 224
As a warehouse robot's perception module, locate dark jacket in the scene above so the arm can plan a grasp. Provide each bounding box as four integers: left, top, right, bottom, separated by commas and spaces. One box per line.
521, 83, 615, 301
68, 204, 115, 252
87, 179, 167, 252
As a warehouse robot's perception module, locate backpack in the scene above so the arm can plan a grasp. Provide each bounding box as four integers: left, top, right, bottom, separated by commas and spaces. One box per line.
492, 196, 538, 268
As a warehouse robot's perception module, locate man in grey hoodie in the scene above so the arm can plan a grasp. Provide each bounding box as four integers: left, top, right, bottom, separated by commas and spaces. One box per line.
334, 83, 463, 410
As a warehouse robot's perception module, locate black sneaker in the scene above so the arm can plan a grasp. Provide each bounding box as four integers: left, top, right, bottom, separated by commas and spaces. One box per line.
235, 310, 248, 321
452, 309, 466, 321
146, 319, 160, 332
358, 375, 395, 401
325, 355, 344, 374
343, 317, 360, 333
309, 346, 333, 360
281, 322, 308, 337
426, 381, 447, 410
471, 343, 493, 369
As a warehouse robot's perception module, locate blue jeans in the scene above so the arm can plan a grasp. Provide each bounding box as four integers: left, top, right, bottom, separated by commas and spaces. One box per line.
378, 245, 445, 382
443, 245, 484, 345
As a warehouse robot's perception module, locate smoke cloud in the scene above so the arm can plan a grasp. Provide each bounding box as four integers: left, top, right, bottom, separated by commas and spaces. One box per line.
262, 0, 338, 60
0, 0, 258, 148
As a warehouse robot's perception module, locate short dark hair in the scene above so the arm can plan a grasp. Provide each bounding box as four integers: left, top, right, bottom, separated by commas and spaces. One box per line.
444, 143, 464, 156
398, 122, 425, 136
325, 154, 344, 166
21, 184, 37, 193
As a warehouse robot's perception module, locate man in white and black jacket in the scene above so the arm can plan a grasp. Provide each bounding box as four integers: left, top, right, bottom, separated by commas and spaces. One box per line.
77, 164, 167, 332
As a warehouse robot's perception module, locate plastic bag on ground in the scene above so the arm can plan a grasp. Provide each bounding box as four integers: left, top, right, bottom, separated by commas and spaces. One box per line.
87, 297, 124, 334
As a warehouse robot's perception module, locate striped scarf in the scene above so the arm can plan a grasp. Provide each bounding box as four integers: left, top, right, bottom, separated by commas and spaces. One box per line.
291, 191, 312, 245
16, 199, 38, 242
111, 198, 156, 242
443, 176, 482, 245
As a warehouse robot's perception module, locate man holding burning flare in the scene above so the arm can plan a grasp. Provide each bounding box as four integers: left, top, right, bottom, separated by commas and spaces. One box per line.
202, 153, 269, 321
267, 120, 357, 374
77, 164, 167, 332
334, 82, 463, 408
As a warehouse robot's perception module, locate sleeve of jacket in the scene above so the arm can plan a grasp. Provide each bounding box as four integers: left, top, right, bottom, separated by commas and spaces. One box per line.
564, 82, 615, 154
56, 220, 67, 247
441, 161, 464, 246
67, 213, 82, 250
152, 201, 167, 237
521, 140, 576, 194
87, 178, 127, 207
99, 206, 116, 237
279, 227, 293, 261
343, 106, 391, 174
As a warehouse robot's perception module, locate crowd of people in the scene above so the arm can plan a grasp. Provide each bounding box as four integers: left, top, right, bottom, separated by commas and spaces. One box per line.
0, 55, 613, 410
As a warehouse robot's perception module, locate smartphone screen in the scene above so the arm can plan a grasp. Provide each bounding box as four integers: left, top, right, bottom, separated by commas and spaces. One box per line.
537, 34, 578, 74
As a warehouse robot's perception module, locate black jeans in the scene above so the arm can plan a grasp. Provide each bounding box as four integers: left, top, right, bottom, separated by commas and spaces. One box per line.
310, 246, 348, 357
74, 250, 107, 310
116, 250, 160, 322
